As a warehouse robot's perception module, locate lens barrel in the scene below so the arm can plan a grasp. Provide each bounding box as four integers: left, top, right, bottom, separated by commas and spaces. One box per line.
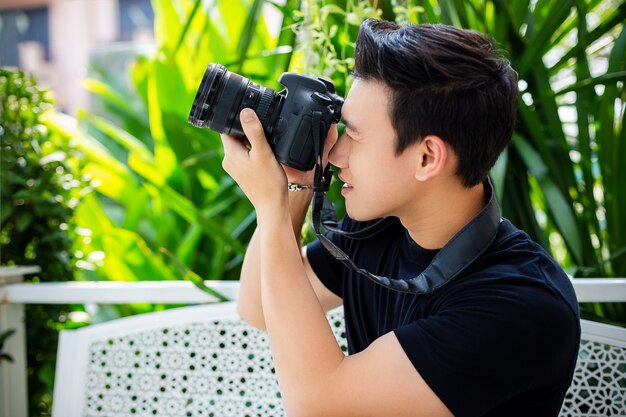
188, 62, 344, 170
188, 63, 283, 141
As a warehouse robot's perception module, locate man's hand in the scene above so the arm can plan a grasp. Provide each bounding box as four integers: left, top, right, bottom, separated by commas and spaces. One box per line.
220, 108, 339, 216
220, 108, 288, 217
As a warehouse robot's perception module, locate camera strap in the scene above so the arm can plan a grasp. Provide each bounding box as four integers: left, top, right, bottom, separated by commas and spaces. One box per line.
309, 111, 502, 295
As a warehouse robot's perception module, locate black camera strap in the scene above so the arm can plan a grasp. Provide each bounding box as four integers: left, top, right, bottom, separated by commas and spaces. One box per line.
309, 111, 502, 295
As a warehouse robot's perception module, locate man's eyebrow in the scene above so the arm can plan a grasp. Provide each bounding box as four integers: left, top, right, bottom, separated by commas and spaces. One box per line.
342, 118, 360, 135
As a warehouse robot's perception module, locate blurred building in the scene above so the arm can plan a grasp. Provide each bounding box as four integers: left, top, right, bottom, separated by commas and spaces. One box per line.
0, 0, 154, 114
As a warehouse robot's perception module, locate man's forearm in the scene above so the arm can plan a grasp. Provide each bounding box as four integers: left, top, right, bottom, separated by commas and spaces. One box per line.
258, 210, 345, 416
237, 190, 313, 329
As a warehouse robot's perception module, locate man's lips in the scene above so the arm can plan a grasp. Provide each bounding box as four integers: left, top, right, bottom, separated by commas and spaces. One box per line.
339, 174, 353, 193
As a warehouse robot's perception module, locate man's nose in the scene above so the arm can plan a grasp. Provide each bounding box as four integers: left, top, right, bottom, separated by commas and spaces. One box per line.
328, 134, 349, 168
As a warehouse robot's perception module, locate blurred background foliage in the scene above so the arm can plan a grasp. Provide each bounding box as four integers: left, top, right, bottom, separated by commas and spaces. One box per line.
1, 0, 625, 414
54, 0, 625, 320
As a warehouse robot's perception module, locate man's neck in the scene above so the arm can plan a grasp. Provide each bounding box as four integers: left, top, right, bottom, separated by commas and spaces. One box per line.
399, 181, 486, 250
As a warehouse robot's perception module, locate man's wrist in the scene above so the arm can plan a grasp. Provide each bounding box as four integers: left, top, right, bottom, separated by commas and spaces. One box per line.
287, 185, 312, 239
256, 208, 292, 232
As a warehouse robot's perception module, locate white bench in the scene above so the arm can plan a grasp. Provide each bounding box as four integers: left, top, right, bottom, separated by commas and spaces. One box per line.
52, 302, 347, 417
51, 296, 626, 416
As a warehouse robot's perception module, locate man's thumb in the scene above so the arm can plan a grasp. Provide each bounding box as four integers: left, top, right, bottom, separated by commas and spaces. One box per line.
240, 108, 265, 144
240, 108, 256, 123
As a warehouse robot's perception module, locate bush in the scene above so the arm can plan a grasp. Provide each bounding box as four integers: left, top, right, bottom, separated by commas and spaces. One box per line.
0, 68, 86, 416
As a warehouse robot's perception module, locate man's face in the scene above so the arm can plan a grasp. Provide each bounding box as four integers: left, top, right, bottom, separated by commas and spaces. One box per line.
329, 79, 421, 221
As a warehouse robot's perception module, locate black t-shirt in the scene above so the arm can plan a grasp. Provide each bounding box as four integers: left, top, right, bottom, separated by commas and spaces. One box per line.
307, 216, 580, 417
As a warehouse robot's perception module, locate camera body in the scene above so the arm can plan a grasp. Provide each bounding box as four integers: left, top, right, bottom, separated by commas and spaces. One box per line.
269, 73, 342, 171
188, 63, 343, 171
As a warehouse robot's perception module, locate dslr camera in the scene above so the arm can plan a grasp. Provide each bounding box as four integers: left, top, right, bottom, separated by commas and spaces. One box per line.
188, 63, 343, 171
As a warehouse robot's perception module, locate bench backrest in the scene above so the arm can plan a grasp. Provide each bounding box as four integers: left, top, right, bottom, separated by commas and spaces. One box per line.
52, 302, 625, 417
560, 319, 626, 416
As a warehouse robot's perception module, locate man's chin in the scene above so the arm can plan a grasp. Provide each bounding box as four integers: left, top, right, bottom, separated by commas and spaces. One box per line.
345, 205, 381, 222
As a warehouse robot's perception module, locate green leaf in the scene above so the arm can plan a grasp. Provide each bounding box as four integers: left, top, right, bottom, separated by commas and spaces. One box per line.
175, 223, 203, 266
152, 0, 183, 53
15, 211, 33, 232
86, 113, 154, 164
160, 247, 230, 301
171, 0, 204, 60
0, 200, 13, 224
518, 0, 577, 76
490, 148, 508, 202
320, 4, 346, 17
82, 78, 137, 117
0, 329, 16, 347
512, 135, 584, 265
0, 353, 15, 363
552, 71, 626, 97
235, 0, 267, 73
99, 229, 173, 281
550, 3, 626, 72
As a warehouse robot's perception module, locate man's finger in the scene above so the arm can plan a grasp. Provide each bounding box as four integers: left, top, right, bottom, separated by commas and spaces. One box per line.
220, 134, 248, 161
325, 125, 339, 152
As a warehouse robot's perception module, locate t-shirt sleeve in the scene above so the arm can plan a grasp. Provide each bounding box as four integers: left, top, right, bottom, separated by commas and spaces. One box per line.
305, 217, 356, 298
393, 281, 579, 417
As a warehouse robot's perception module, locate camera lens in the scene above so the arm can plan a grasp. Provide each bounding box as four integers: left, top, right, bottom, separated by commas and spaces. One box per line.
188, 63, 284, 141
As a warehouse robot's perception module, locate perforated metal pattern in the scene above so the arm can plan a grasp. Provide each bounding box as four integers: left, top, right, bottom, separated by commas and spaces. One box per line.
560, 338, 626, 416
79, 308, 625, 417
83, 311, 347, 417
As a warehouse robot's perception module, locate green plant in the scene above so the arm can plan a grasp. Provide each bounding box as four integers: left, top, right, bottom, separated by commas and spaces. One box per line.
0, 329, 16, 364
0, 68, 88, 415
43, 0, 310, 292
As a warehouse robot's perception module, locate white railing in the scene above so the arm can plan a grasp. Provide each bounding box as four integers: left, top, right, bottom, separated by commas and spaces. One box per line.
1, 266, 625, 417
0, 266, 238, 417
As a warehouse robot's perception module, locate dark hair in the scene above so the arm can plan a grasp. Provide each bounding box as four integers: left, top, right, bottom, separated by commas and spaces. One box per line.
353, 19, 518, 187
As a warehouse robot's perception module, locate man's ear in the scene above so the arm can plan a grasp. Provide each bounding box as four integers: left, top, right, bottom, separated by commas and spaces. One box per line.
414, 135, 447, 181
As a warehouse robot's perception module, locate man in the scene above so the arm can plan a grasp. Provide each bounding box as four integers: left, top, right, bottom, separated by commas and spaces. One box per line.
220, 18, 580, 417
